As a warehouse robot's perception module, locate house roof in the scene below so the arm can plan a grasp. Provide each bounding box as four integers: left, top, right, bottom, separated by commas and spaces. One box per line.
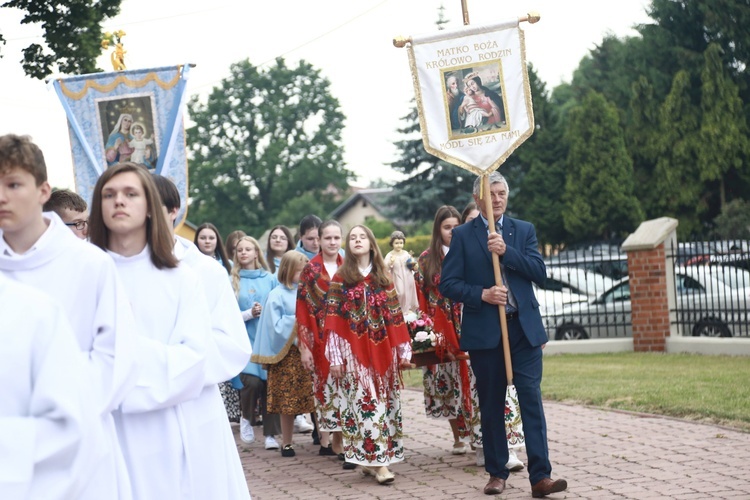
329, 188, 393, 219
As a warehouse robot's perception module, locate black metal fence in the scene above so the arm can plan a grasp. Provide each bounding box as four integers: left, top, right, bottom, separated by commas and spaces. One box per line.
668, 239, 750, 338
539, 239, 750, 340
539, 244, 631, 340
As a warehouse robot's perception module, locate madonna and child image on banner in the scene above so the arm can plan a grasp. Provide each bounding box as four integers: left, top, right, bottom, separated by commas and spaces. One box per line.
97, 95, 159, 170
444, 62, 510, 138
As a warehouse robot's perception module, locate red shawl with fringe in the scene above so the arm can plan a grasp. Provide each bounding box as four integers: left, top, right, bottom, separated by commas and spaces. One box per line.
323, 274, 411, 398
415, 249, 463, 355
296, 253, 342, 401
415, 248, 472, 420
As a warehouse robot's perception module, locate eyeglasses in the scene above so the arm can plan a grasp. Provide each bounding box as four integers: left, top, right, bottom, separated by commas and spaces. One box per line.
65, 220, 88, 231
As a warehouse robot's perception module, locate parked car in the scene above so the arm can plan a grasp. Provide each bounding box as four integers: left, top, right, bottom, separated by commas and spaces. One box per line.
534, 287, 589, 317
545, 249, 628, 280
543, 266, 615, 298
674, 265, 750, 336
534, 266, 613, 317
679, 240, 750, 271
544, 266, 750, 340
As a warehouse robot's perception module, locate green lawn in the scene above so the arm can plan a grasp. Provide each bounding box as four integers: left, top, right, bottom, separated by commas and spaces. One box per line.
402, 352, 750, 432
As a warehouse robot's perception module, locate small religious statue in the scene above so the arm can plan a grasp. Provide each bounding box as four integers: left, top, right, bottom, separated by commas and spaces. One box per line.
384, 230, 419, 315
101, 30, 127, 71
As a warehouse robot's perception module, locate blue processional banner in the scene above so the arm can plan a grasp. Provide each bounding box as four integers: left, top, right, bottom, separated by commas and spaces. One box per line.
51, 64, 192, 225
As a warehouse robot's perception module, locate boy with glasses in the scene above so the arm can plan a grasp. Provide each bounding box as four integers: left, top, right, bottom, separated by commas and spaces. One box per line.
43, 188, 89, 239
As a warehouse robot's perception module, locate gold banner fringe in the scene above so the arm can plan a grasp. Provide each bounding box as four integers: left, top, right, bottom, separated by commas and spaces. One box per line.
406, 29, 534, 176
58, 68, 182, 100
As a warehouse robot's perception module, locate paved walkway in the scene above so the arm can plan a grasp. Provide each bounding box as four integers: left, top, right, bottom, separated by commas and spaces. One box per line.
234, 388, 750, 499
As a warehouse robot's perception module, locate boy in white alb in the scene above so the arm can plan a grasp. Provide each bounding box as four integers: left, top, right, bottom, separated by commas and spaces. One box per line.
152, 174, 252, 499
89, 163, 224, 499
0, 134, 139, 499
0, 274, 93, 500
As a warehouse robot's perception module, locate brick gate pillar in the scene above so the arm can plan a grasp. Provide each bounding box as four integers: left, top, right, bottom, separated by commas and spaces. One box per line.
621, 217, 679, 352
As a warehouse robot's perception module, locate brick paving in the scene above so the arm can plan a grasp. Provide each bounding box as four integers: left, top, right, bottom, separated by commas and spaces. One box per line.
235, 388, 750, 499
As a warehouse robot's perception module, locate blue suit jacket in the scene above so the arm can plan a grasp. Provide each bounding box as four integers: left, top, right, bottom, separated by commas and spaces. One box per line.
440, 215, 547, 349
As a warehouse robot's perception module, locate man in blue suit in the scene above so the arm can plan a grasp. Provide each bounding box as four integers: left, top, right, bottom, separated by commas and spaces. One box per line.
440, 172, 567, 497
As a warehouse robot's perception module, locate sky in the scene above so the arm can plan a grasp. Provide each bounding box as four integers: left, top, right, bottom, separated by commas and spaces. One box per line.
0, 0, 652, 190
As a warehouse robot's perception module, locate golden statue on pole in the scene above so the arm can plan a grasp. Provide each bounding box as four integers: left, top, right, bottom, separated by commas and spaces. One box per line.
101, 30, 127, 71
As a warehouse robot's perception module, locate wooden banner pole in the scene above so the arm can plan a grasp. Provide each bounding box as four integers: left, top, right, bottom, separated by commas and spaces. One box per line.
481, 174, 514, 385
460, 0, 470, 25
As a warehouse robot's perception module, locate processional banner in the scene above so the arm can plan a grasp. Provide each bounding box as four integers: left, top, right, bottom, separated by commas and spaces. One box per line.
51, 65, 191, 224
407, 20, 533, 174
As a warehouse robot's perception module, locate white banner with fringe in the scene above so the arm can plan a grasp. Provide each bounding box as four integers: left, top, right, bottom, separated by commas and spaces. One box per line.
407, 20, 533, 175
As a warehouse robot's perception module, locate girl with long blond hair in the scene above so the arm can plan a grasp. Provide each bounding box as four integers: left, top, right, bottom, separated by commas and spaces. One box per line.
252, 251, 314, 457
232, 236, 281, 449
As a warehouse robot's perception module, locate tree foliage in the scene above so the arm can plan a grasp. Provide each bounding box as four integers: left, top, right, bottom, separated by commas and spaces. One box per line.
186, 58, 352, 237
627, 76, 661, 219
698, 43, 750, 209
546, 0, 750, 242
646, 0, 750, 84
563, 91, 643, 241
387, 105, 475, 226
511, 65, 568, 251
712, 199, 750, 239
0, 0, 122, 79
653, 70, 703, 236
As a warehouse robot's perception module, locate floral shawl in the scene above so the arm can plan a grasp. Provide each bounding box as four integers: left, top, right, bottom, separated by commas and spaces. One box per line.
296, 253, 342, 398
415, 249, 463, 357
415, 248, 471, 417
323, 273, 411, 397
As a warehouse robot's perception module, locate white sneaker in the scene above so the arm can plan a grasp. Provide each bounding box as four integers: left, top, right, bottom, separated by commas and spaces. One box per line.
476, 447, 485, 467
264, 435, 280, 450
451, 441, 468, 455
240, 418, 254, 444
506, 448, 524, 472
293, 415, 314, 433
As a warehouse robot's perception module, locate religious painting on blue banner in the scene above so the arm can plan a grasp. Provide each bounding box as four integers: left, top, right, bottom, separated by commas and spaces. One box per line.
52, 64, 192, 226
97, 94, 159, 170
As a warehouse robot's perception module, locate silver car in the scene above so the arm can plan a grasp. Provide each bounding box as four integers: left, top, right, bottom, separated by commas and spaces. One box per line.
544, 266, 750, 340
534, 266, 613, 318
544, 266, 615, 298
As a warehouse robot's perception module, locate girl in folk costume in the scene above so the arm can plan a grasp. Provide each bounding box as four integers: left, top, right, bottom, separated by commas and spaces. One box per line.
384, 230, 419, 315
265, 225, 295, 275
459, 202, 525, 470
232, 236, 282, 449
414, 205, 478, 455
88, 163, 242, 499
251, 251, 314, 457
296, 220, 349, 461
323, 225, 412, 485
